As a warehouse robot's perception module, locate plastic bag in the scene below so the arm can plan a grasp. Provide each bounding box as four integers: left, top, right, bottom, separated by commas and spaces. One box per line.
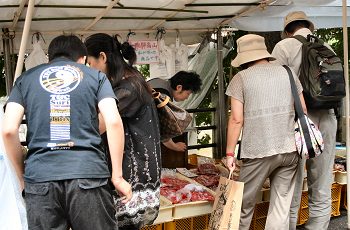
25, 40, 48, 70
0, 101, 28, 230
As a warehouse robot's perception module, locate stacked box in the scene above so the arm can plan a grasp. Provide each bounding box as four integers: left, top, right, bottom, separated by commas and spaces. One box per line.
297, 183, 342, 225
297, 191, 309, 225
331, 183, 342, 217
164, 214, 210, 230
249, 202, 269, 230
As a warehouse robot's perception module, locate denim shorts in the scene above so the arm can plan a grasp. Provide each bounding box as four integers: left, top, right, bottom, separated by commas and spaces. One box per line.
25, 178, 118, 230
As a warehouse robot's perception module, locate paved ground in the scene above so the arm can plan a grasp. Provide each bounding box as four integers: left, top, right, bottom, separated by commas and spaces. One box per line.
297, 209, 349, 230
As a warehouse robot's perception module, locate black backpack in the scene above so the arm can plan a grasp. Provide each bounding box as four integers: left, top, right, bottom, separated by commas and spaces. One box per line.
294, 34, 345, 110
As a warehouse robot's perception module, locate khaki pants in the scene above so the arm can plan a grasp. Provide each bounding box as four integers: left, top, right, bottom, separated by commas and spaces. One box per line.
289, 109, 337, 230
239, 151, 299, 230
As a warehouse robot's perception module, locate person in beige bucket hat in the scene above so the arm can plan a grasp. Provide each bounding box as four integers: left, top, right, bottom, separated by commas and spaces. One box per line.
231, 34, 275, 67
226, 33, 306, 230
282, 11, 315, 38
272, 11, 337, 230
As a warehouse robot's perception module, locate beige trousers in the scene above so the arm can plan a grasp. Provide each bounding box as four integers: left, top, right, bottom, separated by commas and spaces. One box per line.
289, 109, 337, 230
239, 151, 299, 230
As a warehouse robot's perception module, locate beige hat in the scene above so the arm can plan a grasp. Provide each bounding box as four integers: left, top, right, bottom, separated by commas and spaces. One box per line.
283, 11, 315, 33
231, 34, 275, 67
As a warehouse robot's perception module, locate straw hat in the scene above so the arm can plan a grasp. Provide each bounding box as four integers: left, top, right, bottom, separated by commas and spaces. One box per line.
283, 11, 315, 33
231, 34, 275, 67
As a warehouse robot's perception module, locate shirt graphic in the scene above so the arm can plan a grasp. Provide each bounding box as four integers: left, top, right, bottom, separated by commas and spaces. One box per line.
49, 94, 70, 141
40, 65, 81, 94
39, 65, 82, 142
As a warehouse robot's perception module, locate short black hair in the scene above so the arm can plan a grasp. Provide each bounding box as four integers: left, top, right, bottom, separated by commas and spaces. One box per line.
169, 71, 202, 93
285, 20, 311, 34
48, 35, 87, 62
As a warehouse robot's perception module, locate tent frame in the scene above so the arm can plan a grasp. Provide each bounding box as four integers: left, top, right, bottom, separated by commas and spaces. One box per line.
3, 0, 350, 227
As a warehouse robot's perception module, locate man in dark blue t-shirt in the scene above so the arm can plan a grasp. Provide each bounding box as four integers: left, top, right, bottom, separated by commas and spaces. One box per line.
2, 35, 132, 230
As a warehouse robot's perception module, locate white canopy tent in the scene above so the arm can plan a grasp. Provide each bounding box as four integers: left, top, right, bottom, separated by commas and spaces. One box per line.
0, 0, 350, 227
0, 0, 349, 51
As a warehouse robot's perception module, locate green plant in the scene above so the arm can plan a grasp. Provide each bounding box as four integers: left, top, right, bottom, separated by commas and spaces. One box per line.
137, 64, 150, 78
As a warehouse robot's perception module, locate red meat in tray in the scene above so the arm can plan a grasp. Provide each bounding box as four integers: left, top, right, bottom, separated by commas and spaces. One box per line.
194, 174, 220, 187
190, 191, 215, 202
197, 163, 220, 175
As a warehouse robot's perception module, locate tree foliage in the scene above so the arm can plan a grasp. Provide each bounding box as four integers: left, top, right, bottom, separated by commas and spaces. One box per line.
315, 28, 348, 64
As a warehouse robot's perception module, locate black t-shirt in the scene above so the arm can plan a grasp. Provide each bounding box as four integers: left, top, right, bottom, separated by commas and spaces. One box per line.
7, 58, 117, 182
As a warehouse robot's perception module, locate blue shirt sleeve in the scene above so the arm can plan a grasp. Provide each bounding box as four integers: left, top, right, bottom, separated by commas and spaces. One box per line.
7, 79, 25, 107
96, 72, 118, 104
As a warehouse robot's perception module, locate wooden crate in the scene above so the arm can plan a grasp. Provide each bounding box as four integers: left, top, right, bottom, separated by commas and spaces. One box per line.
297, 183, 342, 226
164, 214, 210, 230
249, 202, 269, 230
331, 183, 342, 217
153, 196, 174, 224
297, 191, 309, 225
141, 224, 163, 230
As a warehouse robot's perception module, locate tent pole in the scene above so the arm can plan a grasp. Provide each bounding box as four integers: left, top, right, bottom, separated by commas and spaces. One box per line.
216, 27, 227, 158
13, 0, 35, 80
2, 28, 14, 95
342, 0, 350, 228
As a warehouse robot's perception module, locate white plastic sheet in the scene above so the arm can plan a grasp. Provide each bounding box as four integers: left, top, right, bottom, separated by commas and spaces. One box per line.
0, 101, 28, 230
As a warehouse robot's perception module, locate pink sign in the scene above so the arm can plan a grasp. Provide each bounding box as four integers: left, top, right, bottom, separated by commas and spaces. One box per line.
129, 40, 160, 64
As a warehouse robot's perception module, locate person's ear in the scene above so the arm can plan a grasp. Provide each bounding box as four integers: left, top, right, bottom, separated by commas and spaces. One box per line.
77, 56, 86, 64
175, 85, 183, 92
285, 31, 292, 38
99, 52, 107, 63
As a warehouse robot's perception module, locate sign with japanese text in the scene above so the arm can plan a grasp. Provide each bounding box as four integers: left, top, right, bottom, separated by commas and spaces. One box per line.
129, 40, 159, 64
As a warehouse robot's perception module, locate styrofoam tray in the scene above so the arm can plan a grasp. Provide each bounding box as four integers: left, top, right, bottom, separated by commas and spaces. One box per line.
335, 171, 347, 184
171, 173, 216, 219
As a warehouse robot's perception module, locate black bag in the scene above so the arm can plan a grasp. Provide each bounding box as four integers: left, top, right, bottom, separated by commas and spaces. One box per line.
152, 90, 192, 141
294, 34, 345, 109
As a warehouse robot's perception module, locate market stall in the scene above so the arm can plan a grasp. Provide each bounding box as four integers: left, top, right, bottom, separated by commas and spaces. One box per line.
1, 0, 350, 229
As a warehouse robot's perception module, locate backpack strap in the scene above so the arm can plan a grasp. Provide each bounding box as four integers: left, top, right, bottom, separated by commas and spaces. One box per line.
293, 34, 325, 46
293, 35, 308, 44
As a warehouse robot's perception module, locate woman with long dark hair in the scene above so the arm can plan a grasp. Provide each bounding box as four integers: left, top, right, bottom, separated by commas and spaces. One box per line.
85, 33, 161, 230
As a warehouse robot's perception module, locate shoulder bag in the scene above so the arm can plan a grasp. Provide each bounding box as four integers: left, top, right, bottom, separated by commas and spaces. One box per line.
152, 90, 192, 141
283, 65, 324, 159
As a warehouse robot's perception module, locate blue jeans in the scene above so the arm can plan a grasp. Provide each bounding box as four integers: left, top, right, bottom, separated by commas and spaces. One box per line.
25, 178, 118, 230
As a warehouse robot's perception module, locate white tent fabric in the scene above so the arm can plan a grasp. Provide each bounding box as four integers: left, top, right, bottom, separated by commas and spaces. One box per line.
0, 0, 349, 52
232, 0, 350, 32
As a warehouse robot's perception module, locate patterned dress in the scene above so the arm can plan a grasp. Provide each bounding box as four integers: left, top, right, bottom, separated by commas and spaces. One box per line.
110, 78, 162, 229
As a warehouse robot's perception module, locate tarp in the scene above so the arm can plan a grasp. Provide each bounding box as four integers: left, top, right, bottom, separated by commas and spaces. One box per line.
0, 0, 350, 52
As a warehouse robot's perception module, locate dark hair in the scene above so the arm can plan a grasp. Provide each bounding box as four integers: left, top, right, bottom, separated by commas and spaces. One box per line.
169, 71, 202, 93
48, 35, 87, 62
84, 33, 151, 99
285, 20, 311, 34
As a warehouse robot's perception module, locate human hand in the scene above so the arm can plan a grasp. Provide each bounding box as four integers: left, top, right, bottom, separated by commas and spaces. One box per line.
173, 142, 187, 152
226, 156, 236, 171
162, 139, 187, 152
111, 176, 132, 204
